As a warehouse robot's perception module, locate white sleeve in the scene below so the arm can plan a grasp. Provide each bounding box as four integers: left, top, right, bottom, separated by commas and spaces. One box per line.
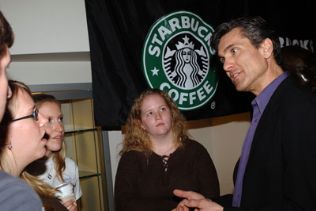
64, 157, 82, 200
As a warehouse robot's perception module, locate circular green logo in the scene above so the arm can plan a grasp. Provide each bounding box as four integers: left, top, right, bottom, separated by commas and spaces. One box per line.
143, 11, 218, 110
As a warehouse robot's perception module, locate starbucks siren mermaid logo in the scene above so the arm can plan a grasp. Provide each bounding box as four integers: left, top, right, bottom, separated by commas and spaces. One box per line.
164, 35, 208, 90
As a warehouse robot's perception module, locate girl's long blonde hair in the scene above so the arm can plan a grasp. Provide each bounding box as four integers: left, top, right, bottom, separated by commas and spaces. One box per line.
33, 93, 66, 182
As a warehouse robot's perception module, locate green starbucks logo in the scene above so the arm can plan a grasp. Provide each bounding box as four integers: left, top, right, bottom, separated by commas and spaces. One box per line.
143, 11, 218, 110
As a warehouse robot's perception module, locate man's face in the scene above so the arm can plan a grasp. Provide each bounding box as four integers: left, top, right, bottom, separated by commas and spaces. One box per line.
0, 46, 11, 120
217, 28, 270, 95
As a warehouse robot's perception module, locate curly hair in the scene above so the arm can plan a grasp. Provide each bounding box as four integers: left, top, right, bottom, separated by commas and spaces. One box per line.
120, 89, 188, 155
210, 16, 281, 65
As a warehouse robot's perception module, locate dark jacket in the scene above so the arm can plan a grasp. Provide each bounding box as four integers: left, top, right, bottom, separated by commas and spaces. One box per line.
221, 76, 316, 211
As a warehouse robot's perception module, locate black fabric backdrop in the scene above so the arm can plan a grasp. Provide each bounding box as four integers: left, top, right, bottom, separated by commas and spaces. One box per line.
85, 0, 315, 130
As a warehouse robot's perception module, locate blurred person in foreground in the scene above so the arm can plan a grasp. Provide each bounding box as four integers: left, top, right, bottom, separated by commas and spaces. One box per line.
0, 10, 43, 211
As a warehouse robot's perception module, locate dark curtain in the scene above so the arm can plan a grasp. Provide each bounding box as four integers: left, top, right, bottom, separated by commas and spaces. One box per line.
85, 0, 315, 129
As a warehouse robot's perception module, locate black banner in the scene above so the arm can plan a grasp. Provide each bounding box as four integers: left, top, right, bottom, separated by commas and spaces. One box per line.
85, 0, 315, 129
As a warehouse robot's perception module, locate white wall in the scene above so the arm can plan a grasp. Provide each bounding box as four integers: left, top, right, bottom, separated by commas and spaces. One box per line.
109, 113, 250, 195
0, 0, 91, 86
0, 0, 89, 54
8, 55, 92, 85
189, 118, 249, 194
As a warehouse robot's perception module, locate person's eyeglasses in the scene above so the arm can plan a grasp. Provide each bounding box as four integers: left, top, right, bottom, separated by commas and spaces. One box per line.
11, 108, 39, 122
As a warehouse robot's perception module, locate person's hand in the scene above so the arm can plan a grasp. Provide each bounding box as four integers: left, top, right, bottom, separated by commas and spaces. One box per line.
172, 201, 190, 211
173, 198, 223, 211
173, 189, 205, 200
62, 199, 77, 211
173, 189, 223, 211
172, 189, 205, 211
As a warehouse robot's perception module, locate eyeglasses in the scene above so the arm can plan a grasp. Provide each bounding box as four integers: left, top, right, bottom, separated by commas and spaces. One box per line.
11, 108, 39, 122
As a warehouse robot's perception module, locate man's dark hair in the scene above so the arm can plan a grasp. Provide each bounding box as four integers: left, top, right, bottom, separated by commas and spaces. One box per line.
210, 16, 281, 64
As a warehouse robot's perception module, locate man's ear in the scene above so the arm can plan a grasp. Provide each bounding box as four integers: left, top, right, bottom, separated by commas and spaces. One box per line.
260, 38, 273, 58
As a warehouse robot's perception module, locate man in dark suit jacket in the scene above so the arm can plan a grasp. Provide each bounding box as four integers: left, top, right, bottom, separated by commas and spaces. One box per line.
172, 16, 316, 211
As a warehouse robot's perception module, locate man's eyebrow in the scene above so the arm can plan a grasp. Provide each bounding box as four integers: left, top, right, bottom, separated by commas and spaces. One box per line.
222, 44, 235, 54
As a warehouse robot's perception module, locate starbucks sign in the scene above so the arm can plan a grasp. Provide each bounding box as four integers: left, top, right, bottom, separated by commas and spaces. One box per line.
143, 11, 218, 110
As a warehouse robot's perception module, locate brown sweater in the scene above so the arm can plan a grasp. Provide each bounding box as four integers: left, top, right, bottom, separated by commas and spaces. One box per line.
115, 139, 219, 211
